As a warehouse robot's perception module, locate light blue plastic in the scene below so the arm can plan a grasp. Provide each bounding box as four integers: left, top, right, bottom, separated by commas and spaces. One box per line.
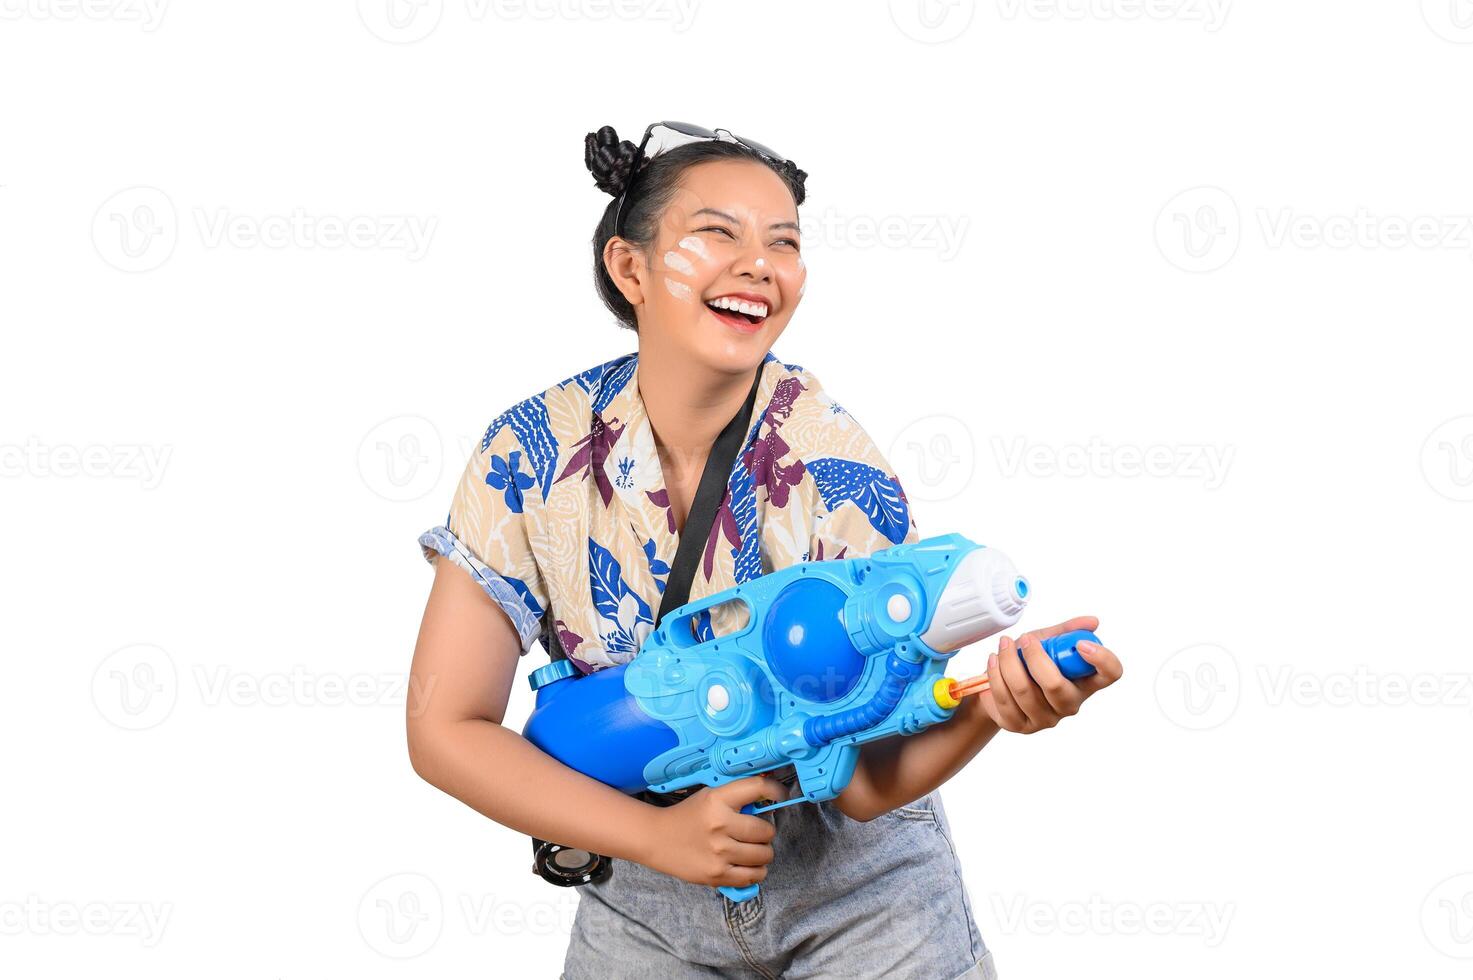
528, 658, 579, 691
519, 532, 1101, 905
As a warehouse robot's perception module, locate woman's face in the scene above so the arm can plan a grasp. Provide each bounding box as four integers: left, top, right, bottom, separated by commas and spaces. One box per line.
610, 158, 807, 377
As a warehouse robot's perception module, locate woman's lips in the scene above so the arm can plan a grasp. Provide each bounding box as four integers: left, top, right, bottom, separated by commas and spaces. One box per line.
706, 305, 765, 334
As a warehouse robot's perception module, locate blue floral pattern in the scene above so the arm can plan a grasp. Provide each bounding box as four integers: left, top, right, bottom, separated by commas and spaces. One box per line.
419, 350, 921, 671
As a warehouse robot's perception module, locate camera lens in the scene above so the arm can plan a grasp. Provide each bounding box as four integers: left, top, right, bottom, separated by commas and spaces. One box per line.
531, 838, 612, 887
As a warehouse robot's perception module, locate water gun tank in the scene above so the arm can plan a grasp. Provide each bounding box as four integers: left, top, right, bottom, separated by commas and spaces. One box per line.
920, 547, 1030, 652
521, 660, 678, 794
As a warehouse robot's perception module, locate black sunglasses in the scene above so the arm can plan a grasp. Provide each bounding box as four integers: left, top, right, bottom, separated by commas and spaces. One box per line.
613, 121, 786, 240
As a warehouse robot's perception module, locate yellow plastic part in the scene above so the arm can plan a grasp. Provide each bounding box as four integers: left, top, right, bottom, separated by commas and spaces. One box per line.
933, 677, 961, 710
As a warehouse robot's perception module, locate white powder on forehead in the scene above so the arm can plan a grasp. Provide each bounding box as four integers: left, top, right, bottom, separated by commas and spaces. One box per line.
665, 277, 693, 301
677, 236, 709, 259
663, 251, 695, 276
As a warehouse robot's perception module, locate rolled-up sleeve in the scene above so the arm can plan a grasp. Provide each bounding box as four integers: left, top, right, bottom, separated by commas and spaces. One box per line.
418, 422, 550, 655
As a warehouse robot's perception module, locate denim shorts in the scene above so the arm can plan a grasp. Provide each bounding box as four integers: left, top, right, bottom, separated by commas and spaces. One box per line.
560, 789, 997, 980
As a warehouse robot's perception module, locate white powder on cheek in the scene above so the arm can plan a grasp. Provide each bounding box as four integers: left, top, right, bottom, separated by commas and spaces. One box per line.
677, 236, 709, 260
663, 251, 695, 276
665, 277, 693, 301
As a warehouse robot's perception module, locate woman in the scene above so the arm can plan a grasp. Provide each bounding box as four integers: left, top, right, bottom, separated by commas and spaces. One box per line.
406, 122, 1123, 979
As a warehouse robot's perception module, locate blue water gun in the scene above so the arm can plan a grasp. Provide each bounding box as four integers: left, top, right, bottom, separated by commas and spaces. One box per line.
523, 532, 1098, 902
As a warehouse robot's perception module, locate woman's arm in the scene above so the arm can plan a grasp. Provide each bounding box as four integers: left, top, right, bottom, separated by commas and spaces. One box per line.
832, 617, 1122, 822
406, 555, 785, 889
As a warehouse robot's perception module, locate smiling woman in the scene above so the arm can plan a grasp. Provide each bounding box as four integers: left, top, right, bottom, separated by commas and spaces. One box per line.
406, 122, 1006, 980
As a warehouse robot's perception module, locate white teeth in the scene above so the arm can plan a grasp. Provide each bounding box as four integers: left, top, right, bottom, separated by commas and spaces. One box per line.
706, 296, 768, 318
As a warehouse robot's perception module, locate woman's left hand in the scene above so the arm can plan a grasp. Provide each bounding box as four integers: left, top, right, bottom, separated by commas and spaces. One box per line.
977, 616, 1123, 734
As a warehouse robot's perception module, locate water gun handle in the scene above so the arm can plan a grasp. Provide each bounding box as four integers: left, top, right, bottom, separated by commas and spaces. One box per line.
947, 629, 1102, 701
716, 804, 763, 903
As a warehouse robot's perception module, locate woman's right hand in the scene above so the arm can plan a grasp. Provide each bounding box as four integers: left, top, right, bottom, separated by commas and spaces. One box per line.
639, 775, 789, 889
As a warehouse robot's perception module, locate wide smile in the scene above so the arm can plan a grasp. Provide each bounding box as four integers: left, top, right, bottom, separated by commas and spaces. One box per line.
703, 294, 771, 334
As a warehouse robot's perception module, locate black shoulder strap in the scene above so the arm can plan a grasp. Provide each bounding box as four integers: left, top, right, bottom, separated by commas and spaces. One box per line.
654, 368, 762, 631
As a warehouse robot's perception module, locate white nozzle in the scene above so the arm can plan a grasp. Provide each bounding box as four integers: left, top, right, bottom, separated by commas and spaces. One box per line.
919, 547, 1030, 652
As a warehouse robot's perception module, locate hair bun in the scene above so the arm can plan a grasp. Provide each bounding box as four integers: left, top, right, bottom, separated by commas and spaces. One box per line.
584, 125, 643, 198
775, 158, 809, 207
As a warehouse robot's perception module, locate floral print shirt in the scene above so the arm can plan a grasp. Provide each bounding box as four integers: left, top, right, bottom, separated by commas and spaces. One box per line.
418, 349, 921, 673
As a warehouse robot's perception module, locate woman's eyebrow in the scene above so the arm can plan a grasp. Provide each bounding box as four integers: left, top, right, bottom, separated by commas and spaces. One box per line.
692, 208, 800, 233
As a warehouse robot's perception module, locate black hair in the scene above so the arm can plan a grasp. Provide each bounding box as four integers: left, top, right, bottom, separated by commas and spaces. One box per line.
584, 125, 808, 332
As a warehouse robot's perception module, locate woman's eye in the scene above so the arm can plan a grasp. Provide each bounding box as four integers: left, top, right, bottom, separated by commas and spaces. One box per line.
696, 226, 736, 239
773, 238, 799, 249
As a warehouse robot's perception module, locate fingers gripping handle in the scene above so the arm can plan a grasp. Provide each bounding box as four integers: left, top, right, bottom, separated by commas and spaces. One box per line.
717, 804, 763, 903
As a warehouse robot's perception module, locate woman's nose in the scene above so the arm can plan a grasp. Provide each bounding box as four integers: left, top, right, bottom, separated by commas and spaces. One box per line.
732, 246, 773, 282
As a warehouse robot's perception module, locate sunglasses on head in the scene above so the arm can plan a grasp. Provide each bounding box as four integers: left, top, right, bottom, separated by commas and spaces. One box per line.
613, 121, 787, 240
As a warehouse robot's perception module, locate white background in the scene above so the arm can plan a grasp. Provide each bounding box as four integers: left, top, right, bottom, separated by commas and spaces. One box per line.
3, 2, 1471, 977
